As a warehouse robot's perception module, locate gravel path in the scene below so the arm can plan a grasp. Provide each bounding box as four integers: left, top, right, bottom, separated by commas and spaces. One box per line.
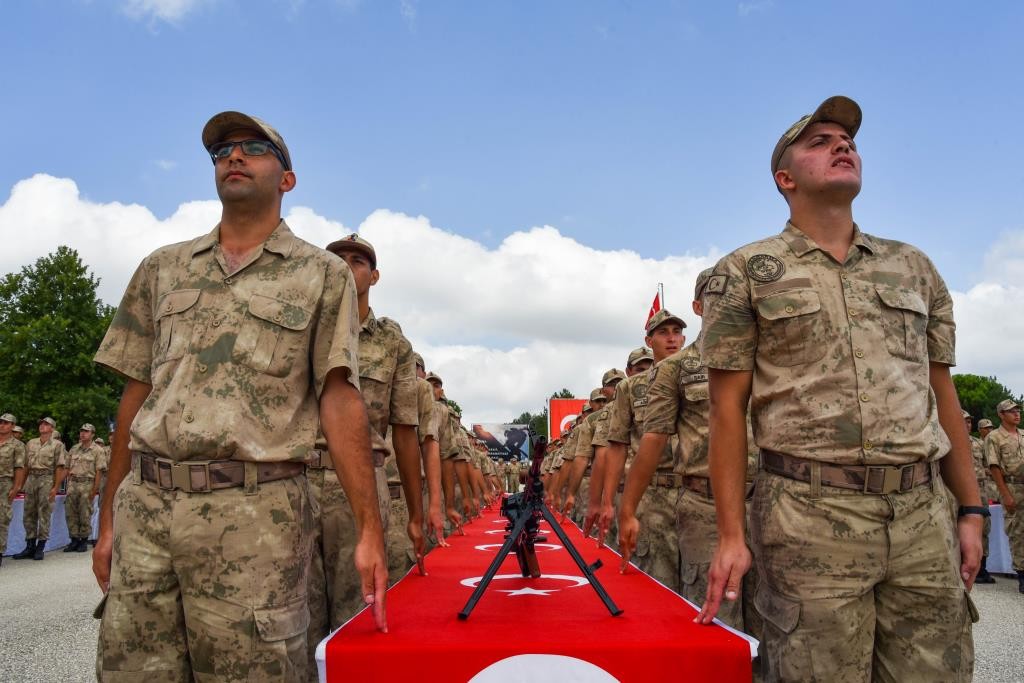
1, 550, 1021, 681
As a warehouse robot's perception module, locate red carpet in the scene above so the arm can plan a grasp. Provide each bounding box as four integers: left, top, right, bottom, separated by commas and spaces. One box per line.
323, 506, 753, 682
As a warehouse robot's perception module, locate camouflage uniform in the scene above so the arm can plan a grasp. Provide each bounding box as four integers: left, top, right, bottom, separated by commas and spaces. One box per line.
96, 443, 110, 504
985, 426, 1024, 570
416, 377, 439, 543
23, 435, 66, 542
571, 410, 601, 524
969, 434, 995, 556
64, 441, 100, 541
94, 221, 360, 682
0, 434, 27, 555
702, 222, 975, 682
308, 309, 416, 654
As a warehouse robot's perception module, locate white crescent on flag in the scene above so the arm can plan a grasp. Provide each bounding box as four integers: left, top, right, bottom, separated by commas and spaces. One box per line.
559, 414, 578, 433
469, 654, 620, 682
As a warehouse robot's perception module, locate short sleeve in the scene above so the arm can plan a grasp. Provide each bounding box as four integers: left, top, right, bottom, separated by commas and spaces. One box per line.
607, 384, 633, 444
700, 253, 757, 371
924, 256, 956, 365
14, 442, 27, 469
417, 380, 438, 441
574, 420, 595, 460
983, 433, 1000, 469
316, 261, 361, 395
388, 334, 419, 427
94, 258, 157, 383
644, 359, 681, 434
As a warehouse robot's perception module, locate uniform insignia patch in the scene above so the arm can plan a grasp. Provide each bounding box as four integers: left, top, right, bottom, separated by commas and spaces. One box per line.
705, 275, 727, 294
681, 356, 702, 373
632, 382, 648, 399
746, 254, 785, 283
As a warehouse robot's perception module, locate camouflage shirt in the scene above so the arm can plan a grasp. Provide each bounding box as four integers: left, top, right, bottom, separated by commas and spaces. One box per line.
357, 310, 418, 456
0, 436, 27, 478
416, 378, 438, 443
970, 435, 997, 501
95, 222, 361, 463
984, 427, 1024, 479
66, 442, 101, 479
573, 413, 600, 462
561, 427, 580, 462
701, 222, 955, 466
590, 405, 613, 448
25, 437, 67, 472
435, 399, 457, 460
607, 372, 651, 458
644, 342, 709, 475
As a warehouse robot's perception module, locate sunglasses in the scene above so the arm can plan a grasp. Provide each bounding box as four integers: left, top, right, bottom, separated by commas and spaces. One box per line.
208, 139, 289, 170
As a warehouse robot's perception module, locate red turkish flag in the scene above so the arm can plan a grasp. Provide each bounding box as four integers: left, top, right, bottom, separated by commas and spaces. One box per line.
549, 398, 586, 439
645, 290, 662, 325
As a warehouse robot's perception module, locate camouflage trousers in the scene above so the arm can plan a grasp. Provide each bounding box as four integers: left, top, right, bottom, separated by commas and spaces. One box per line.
387, 483, 416, 585
573, 476, 590, 527
1004, 483, 1024, 571
627, 485, 680, 593
750, 471, 976, 683
96, 470, 315, 682
306, 465, 390, 674
65, 478, 95, 538
0, 478, 12, 554
22, 472, 54, 539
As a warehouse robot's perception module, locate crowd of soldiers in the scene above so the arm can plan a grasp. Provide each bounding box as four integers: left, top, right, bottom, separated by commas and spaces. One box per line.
1, 94, 1021, 682
0, 417, 112, 562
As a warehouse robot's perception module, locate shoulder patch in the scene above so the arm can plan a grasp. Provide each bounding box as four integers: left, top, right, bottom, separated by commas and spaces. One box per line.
746, 254, 785, 283
705, 274, 728, 295
681, 356, 702, 373
631, 381, 648, 399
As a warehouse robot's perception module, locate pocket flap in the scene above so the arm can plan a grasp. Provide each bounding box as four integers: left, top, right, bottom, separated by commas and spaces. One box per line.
248, 294, 312, 331
156, 289, 201, 320
679, 562, 700, 587
754, 586, 801, 634
254, 599, 310, 642
875, 286, 927, 316
756, 289, 821, 321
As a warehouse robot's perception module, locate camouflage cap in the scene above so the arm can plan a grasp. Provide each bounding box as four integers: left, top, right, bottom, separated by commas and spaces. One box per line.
202, 111, 292, 171
449, 402, 462, 417
978, 419, 994, 430
95, 437, 105, 445
602, 368, 626, 386
645, 309, 687, 335
997, 399, 1021, 413
80, 423, 96, 432
771, 95, 862, 175
581, 401, 592, 413
326, 233, 377, 269
694, 267, 715, 301
626, 346, 654, 367
413, 352, 425, 370
961, 409, 970, 419
39, 417, 56, 428
0, 413, 15, 423
12, 425, 23, 434
425, 372, 443, 386
589, 388, 608, 403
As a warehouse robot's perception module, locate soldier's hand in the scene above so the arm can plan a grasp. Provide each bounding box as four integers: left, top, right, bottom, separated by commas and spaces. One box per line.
695, 537, 751, 625
446, 506, 464, 536
957, 514, 983, 590
1004, 495, 1017, 515
560, 493, 575, 522
6, 489, 16, 503
596, 502, 615, 547
48, 487, 57, 503
428, 508, 449, 547
407, 518, 427, 575
582, 506, 599, 539
355, 534, 389, 633
92, 529, 113, 593
617, 513, 639, 573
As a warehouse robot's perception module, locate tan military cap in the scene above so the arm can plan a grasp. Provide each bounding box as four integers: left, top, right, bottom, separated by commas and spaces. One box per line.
413, 352, 425, 369
602, 368, 626, 386
39, 417, 56, 428
645, 309, 687, 335
627, 347, 654, 367
202, 111, 292, 170
581, 401, 592, 413
961, 409, 970, 419
80, 423, 96, 432
95, 438, 105, 445
997, 399, 1020, 413
694, 267, 714, 301
12, 425, 24, 434
0, 413, 15, 423
425, 372, 443, 386
978, 419, 994, 429
589, 388, 608, 403
771, 95, 862, 175
326, 233, 377, 269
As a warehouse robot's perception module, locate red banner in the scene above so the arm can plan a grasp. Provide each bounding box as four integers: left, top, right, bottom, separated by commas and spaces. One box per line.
548, 398, 586, 439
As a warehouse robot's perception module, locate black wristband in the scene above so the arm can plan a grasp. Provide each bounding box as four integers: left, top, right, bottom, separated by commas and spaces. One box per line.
957, 505, 991, 518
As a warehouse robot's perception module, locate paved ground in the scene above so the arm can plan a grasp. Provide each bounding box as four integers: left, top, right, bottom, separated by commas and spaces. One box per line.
1, 549, 1022, 681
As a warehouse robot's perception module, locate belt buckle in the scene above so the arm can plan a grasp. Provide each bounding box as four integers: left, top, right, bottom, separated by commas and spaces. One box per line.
864, 465, 901, 495
898, 464, 916, 493
156, 458, 175, 490
170, 461, 211, 493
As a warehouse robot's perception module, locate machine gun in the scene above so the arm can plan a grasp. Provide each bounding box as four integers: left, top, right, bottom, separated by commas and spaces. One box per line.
458, 432, 622, 619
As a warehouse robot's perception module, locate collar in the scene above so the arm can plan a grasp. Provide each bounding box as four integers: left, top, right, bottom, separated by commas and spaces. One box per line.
360, 307, 379, 334
780, 221, 876, 258
190, 220, 297, 258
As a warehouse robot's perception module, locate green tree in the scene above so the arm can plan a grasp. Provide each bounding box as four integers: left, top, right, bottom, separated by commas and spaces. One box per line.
0, 247, 120, 443
953, 373, 1023, 426
506, 390, 576, 439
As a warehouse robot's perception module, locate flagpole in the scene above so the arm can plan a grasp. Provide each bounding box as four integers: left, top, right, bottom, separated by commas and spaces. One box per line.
658, 282, 664, 307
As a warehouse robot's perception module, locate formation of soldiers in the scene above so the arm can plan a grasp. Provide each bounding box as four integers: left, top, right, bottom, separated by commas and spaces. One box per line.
0, 95, 1020, 682
0, 416, 110, 563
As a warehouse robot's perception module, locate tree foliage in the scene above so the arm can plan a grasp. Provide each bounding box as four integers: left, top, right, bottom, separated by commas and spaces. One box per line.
953, 373, 1022, 427
507, 389, 577, 438
0, 247, 121, 443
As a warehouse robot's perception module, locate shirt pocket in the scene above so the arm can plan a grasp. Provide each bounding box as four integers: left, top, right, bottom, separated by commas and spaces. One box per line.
679, 372, 709, 402
875, 285, 928, 361
154, 289, 201, 366
234, 294, 312, 377
754, 288, 827, 366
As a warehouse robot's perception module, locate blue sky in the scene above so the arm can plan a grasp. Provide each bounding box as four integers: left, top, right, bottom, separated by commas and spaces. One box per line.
3, 1, 1023, 419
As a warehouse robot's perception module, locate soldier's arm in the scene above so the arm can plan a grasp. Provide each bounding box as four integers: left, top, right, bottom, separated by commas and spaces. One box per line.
696, 367, 753, 625
617, 431, 669, 570
600, 441, 627, 534
985, 436, 1014, 508
12, 465, 26, 498
93, 378, 152, 591
421, 436, 446, 544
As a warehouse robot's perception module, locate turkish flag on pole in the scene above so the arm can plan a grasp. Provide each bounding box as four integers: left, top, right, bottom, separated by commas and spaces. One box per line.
645, 288, 663, 326
549, 398, 587, 439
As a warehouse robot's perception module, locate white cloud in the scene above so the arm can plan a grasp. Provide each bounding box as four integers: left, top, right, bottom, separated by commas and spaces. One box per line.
1, 174, 1020, 427
121, 0, 214, 24
154, 159, 178, 171
738, 1, 774, 17
399, 0, 417, 30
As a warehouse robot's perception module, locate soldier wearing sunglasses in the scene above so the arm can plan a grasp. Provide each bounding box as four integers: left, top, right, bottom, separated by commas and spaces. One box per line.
93, 111, 386, 682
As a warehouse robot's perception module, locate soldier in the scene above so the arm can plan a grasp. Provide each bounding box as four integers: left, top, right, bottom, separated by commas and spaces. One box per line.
1, 413, 27, 567
426, 373, 463, 535
13, 425, 25, 441
93, 111, 385, 681
978, 418, 995, 441
63, 423, 101, 553
965, 411, 996, 583
986, 399, 1024, 594
413, 354, 446, 548
578, 371, 626, 525
697, 95, 982, 681
552, 404, 589, 511
616, 309, 687, 594
13, 417, 66, 561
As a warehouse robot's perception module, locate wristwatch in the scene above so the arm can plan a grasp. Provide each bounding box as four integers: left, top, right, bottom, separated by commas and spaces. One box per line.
957, 505, 991, 518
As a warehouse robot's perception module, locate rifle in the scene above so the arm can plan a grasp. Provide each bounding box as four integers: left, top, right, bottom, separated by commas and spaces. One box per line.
458, 431, 622, 619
